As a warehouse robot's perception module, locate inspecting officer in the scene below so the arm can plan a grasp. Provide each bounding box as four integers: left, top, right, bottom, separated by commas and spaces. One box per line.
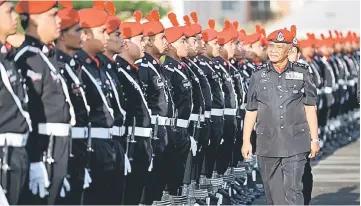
242, 29, 320, 205
0, 1, 31, 204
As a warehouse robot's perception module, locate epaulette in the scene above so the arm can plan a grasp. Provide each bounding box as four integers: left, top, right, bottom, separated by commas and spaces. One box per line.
292, 61, 313, 73
254, 64, 267, 72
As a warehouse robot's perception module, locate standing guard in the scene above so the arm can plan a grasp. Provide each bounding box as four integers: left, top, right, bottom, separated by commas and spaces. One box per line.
114, 11, 153, 205
199, 19, 225, 178
136, 9, 170, 204
213, 20, 238, 175
55, 2, 92, 204
15, 1, 75, 204
0, 1, 31, 204
162, 12, 192, 196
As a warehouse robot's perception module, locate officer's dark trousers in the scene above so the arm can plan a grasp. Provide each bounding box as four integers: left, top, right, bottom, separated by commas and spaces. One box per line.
142, 126, 168, 204
84, 138, 125, 205
205, 115, 223, 177
216, 115, 237, 175
0, 147, 28, 205
302, 157, 313, 205
258, 152, 308, 205
163, 127, 190, 195
123, 136, 152, 205
20, 135, 70, 205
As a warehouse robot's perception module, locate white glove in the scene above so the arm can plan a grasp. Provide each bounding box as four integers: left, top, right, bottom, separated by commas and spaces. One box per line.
190, 136, 197, 156
60, 177, 71, 197
29, 162, 50, 198
0, 185, 9, 206
148, 157, 153, 172
83, 168, 92, 189
124, 155, 132, 176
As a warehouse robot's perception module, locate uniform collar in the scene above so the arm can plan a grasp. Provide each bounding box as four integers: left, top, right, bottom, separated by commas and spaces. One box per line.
181, 57, 193, 68
214, 56, 229, 68
74, 50, 100, 68
269, 60, 292, 74
96, 53, 114, 70
164, 55, 184, 70
114, 55, 138, 71
56, 49, 73, 64
25, 35, 55, 57
0, 41, 13, 59
144, 52, 160, 66
198, 55, 214, 65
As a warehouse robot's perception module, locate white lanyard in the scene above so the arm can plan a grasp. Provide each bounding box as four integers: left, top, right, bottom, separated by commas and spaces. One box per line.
105, 71, 126, 121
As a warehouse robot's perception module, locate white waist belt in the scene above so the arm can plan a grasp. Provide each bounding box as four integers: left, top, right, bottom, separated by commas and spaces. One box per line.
38, 123, 70, 136
111, 126, 126, 137
72, 127, 113, 139
211, 109, 224, 116
224, 108, 237, 116
0, 132, 28, 147
338, 79, 346, 85
189, 113, 206, 122
204, 111, 211, 118
324, 87, 333, 94
151, 115, 168, 126
348, 79, 356, 86
127, 127, 152, 137
165, 118, 190, 128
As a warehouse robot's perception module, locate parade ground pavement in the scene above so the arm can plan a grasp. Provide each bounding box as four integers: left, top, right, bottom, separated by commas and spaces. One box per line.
253, 139, 360, 205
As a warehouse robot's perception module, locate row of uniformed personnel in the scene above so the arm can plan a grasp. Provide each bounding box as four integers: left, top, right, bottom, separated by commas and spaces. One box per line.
0, 0, 359, 205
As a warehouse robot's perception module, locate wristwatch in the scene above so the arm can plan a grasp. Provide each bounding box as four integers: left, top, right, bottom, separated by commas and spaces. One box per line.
311, 138, 320, 143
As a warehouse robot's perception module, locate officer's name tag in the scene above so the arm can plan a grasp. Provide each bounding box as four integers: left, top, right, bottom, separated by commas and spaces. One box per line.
285, 72, 303, 80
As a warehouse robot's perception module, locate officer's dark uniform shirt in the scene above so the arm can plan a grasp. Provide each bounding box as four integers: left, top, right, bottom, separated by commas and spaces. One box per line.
114, 55, 151, 128
229, 58, 244, 107
97, 54, 125, 127
197, 55, 224, 109
0, 42, 29, 134
182, 57, 205, 115
74, 50, 114, 128
163, 56, 192, 120
15, 35, 70, 125
136, 52, 168, 117
56, 49, 89, 127
246, 61, 317, 157
213, 56, 237, 109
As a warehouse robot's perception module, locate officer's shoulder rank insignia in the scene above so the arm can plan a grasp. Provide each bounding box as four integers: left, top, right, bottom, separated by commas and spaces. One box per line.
292, 62, 312, 73
255, 64, 267, 73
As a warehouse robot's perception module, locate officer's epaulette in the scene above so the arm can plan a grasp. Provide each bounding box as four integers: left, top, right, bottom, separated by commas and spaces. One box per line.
291, 61, 313, 73
254, 64, 267, 73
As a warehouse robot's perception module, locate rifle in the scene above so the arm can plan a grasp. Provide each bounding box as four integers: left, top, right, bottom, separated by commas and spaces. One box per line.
44, 134, 55, 180
85, 122, 93, 169
126, 117, 136, 161
1, 139, 10, 194
153, 115, 159, 140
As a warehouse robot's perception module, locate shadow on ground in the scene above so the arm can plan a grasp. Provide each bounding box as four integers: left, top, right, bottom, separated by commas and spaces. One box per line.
310, 185, 360, 205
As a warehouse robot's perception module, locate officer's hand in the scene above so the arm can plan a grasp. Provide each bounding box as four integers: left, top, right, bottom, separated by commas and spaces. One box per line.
60, 177, 71, 197
241, 142, 253, 160
309, 141, 320, 159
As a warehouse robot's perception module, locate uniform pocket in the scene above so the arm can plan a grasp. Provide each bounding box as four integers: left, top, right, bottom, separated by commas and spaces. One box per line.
293, 123, 310, 137
255, 126, 275, 151
256, 83, 272, 102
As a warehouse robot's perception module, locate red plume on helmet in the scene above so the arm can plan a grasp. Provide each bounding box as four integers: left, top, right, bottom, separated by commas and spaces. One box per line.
183, 15, 191, 27
190, 12, 198, 23
105, 1, 116, 16
134, 11, 142, 23
168, 13, 179, 27
93, 0, 105, 10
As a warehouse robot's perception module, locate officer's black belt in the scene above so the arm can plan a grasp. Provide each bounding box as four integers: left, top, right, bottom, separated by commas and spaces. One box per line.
151, 115, 168, 126
224, 108, 237, 116
165, 118, 189, 128
211, 108, 224, 116
71, 127, 113, 139
0, 132, 29, 147
38, 123, 70, 136
189, 113, 205, 122
126, 126, 152, 137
